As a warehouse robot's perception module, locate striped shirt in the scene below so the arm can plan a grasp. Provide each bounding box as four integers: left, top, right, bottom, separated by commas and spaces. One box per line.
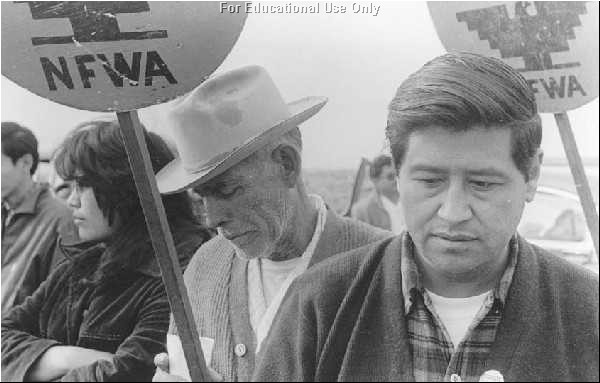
401, 235, 518, 382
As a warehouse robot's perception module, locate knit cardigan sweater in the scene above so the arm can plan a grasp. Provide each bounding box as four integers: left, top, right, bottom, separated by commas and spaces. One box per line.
171, 209, 391, 381
253, 235, 599, 382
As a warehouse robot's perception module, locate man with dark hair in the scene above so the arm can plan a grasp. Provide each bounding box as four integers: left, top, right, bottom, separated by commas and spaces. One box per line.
254, 52, 599, 382
1, 122, 75, 313
351, 154, 404, 233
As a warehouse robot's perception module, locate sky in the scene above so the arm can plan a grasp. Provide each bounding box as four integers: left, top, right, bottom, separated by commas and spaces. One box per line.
1, 1, 598, 169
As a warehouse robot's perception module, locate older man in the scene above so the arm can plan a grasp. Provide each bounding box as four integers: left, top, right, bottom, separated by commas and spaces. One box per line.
152, 66, 390, 381
254, 53, 599, 382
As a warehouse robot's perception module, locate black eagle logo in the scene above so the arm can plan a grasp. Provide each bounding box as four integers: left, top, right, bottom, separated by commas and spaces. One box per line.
457, 1, 587, 71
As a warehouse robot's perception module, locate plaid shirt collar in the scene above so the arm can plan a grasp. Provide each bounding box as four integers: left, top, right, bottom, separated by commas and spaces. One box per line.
401, 232, 518, 313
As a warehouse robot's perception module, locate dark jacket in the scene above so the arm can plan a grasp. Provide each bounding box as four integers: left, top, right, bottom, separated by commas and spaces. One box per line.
1, 226, 207, 382
254, 235, 599, 382
350, 192, 391, 231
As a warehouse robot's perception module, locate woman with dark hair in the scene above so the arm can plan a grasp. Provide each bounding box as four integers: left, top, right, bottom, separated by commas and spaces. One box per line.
1, 119, 211, 381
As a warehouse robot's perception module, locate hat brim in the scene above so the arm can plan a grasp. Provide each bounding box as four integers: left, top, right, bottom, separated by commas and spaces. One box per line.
156, 96, 327, 195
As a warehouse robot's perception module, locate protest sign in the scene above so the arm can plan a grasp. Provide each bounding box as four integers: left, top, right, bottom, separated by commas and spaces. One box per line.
2, 1, 246, 112
428, 1, 598, 113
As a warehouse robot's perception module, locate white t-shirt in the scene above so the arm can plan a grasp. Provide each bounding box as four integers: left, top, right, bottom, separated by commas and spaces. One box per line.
426, 289, 492, 349
380, 195, 405, 234
247, 195, 327, 353
247, 256, 303, 330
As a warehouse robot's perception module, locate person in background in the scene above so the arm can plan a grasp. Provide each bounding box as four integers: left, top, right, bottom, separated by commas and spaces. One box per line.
351, 154, 404, 233
1, 119, 211, 381
253, 52, 599, 382
1, 122, 75, 313
151, 65, 391, 382
47, 156, 73, 201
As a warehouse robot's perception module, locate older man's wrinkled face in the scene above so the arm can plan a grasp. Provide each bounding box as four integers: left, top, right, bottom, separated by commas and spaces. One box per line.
397, 126, 540, 278
195, 154, 292, 259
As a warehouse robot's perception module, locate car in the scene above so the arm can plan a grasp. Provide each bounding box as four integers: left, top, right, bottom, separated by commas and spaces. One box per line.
519, 185, 599, 273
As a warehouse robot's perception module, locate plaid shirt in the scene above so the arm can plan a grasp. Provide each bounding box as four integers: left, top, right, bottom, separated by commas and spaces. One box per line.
401, 234, 518, 382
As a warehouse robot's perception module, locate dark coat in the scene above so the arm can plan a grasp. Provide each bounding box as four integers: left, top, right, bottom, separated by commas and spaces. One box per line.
254, 235, 599, 382
1, 226, 207, 382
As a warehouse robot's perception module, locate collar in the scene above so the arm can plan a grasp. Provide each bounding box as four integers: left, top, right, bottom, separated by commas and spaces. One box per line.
300, 194, 328, 263
309, 201, 379, 267
401, 233, 519, 313
3, 183, 45, 216
59, 238, 107, 261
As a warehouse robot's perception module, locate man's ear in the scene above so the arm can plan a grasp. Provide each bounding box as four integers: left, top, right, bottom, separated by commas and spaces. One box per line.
271, 144, 301, 188
525, 149, 543, 203
16, 153, 34, 175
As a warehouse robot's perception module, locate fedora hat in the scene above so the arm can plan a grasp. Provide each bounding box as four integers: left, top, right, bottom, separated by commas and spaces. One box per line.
156, 65, 327, 194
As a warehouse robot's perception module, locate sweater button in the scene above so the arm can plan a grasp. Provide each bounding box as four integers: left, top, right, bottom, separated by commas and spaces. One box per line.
234, 343, 247, 357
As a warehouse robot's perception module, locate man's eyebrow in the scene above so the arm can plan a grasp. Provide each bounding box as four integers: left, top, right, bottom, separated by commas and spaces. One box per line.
467, 167, 509, 178
408, 165, 447, 174
408, 165, 509, 178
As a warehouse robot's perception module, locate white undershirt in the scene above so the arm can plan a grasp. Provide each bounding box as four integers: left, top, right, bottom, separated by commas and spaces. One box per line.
248, 256, 303, 329
426, 289, 492, 349
380, 195, 405, 234
247, 195, 327, 353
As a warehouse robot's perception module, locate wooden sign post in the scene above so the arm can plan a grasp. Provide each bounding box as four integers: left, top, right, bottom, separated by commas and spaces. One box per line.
1, 2, 247, 380
344, 158, 370, 217
428, 1, 599, 263
555, 112, 599, 258
117, 110, 212, 380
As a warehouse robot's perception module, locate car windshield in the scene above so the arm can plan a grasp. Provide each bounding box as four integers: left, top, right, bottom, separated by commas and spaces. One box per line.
519, 191, 587, 242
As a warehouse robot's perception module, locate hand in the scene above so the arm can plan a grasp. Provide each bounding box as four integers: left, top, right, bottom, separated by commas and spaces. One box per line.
152, 353, 222, 382
153, 353, 188, 382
